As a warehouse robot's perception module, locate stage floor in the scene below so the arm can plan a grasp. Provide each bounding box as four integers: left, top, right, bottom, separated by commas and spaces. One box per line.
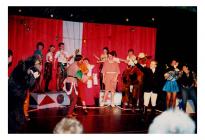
19, 106, 197, 134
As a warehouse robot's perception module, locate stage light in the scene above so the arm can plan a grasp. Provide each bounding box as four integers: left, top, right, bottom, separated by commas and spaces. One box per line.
125, 18, 129, 22
18, 9, 22, 13
152, 17, 155, 21
70, 13, 73, 17
50, 14, 54, 18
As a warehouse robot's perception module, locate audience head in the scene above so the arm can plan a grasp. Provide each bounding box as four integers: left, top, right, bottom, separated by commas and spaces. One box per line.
148, 109, 195, 134
53, 118, 83, 134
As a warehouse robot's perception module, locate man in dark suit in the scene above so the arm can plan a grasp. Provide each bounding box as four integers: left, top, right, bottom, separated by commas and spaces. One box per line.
136, 60, 163, 114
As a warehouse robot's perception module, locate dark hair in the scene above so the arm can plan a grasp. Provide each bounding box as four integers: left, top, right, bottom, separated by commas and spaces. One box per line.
103, 47, 109, 53
74, 55, 83, 62
109, 51, 116, 57
23, 55, 41, 70
58, 42, 64, 47
36, 42, 44, 49
48, 45, 55, 52
8, 49, 13, 57
128, 49, 134, 53
83, 57, 89, 62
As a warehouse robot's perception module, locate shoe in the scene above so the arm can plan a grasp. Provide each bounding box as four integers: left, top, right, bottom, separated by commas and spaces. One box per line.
83, 109, 88, 115
111, 104, 115, 107
123, 104, 126, 110
132, 107, 135, 113
143, 106, 148, 115
25, 116, 30, 121
100, 102, 104, 107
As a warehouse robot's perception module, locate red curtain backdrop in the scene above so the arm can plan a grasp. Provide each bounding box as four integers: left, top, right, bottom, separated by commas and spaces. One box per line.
8, 16, 157, 99
82, 22, 157, 91
8, 16, 63, 90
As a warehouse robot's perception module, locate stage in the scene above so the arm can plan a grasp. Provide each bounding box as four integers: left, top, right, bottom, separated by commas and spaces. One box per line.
19, 106, 197, 134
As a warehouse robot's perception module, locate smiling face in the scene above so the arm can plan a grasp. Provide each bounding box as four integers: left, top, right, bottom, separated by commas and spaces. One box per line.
108, 54, 114, 60
103, 49, 108, 55
128, 51, 134, 57
50, 46, 55, 52
59, 44, 64, 51
38, 45, 44, 51
150, 61, 157, 69
83, 59, 89, 65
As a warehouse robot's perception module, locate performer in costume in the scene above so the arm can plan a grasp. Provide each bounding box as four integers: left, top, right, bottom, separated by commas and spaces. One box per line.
8, 56, 41, 133
178, 64, 197, 112
33, 42, 44, 92
63, 55, 83, 118
94, 47, 109, 90
101, 51, 120, 107
78, 58, 89, 114
44, 45, 55, 92
163, 60, 180, 109
136, 60, 163, 115
126, 49, 137, 66
54, 42, 79, 91
121, 65, 132, 109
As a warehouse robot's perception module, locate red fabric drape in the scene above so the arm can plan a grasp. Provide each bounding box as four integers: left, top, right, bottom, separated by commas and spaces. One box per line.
8, 16, 63, 90
82, 22, 157, 91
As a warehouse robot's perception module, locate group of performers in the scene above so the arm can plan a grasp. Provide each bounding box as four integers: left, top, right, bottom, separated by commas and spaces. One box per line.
8, 42, 197, 133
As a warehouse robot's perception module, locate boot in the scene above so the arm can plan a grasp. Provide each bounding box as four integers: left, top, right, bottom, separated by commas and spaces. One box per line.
151, 106, 156, 115
143, 106, 148, 115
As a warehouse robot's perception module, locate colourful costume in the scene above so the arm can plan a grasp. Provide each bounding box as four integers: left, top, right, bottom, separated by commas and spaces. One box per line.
101, 60, 120, 92
163, 68, 180, 93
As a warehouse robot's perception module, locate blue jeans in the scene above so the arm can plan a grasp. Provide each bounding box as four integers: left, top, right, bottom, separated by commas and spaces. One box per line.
181, 86, 197, 112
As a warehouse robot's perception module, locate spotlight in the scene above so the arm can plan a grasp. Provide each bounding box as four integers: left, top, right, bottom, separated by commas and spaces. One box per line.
50, 14, 54, 18
125, 18, 129, 22
152, 17, 155, 21
18, 9, 22, 13
70, 13, 73, 17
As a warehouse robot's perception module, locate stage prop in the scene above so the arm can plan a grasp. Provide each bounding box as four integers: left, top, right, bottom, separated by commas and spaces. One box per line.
99, 91, 122, 106
30, 92, 70, 109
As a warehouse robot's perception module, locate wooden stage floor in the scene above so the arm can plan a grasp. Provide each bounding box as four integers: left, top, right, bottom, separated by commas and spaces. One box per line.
19, 106, 197, 134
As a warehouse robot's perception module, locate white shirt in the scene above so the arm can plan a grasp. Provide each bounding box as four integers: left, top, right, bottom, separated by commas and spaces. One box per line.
54, 50, 69, 64
151, 68, 156, 73
46, 52, 53, 63
127, 55, 137, 66
113, 57, 120, 63
87, 64, 94, 77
